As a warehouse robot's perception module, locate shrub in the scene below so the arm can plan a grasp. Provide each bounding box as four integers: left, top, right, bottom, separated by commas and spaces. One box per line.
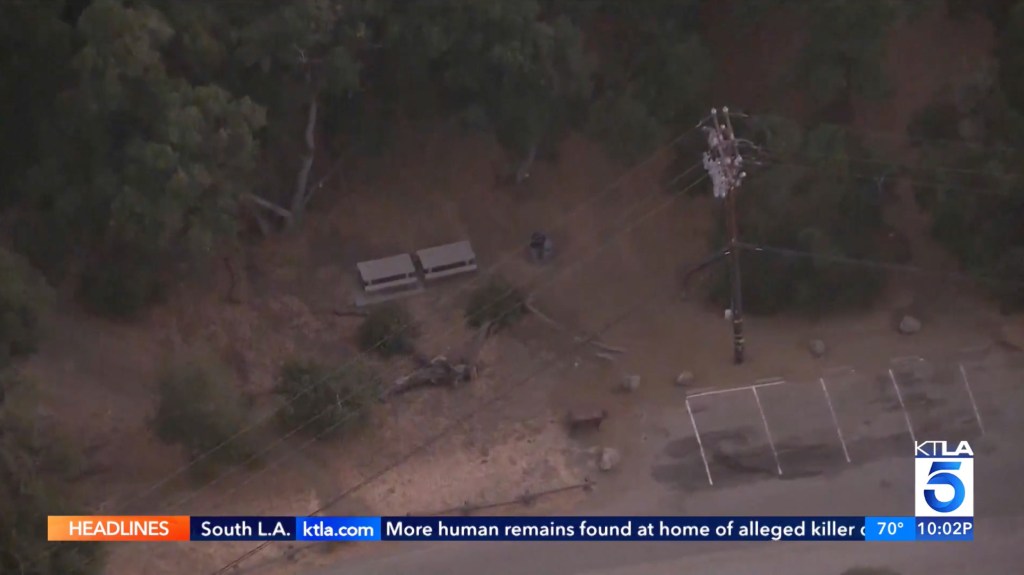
152, 359, 255, 469
0, 247, 53, 367
77, 244, 165, 319
464, 277, 528, 329
357, 303, 417, 357
274, 359, 379, 440
0, 371, 104, 575
995, 247, 1024, 313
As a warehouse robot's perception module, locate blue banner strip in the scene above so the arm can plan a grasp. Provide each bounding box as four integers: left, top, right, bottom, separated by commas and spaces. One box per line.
378, 516, 866, 541
190, 516, 296, 541
864, 517, 916, 541
182, 516, 975, 542
296, 516, 381, 541
915, 517, 974, 541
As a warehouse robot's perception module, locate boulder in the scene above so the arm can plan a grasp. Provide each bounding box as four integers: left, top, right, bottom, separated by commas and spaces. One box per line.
808, 339, 827, 358
898, 315, 922, 335
675, 371, 695, 387
598, 447, 621, 472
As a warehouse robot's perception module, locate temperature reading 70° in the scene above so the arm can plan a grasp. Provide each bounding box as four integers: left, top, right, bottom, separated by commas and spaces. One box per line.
878, 520, 905, 536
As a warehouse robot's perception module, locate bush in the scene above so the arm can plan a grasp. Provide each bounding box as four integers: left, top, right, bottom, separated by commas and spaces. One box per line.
0, 372, 104, 575
152, 359, 256, 469
906, 101, 961, 146
0, 248, 53, 367
77, 244, 165, 319
357, 303, 417, 357
464, 277, 528, 329
995, 247, 1024, 313
274, 359, 379, 440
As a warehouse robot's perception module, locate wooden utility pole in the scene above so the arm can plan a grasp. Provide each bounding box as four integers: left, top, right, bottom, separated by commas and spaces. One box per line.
702, 107, 747, 364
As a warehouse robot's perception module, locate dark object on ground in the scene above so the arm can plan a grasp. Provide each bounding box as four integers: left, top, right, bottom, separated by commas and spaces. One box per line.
529, 232, 554, 263
381, 356, 476, 401
566, 409, 608, 434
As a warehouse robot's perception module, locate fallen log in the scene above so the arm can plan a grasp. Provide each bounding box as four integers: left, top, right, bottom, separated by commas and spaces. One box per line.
524, 299, 568, 332
380, 356, 476, 401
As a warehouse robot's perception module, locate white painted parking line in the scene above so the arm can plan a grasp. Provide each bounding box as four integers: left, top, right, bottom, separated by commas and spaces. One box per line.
819, 377, 851, 463
685, 399, 714, 486
751, 387, 783, 476
888, 368, 917, 444
686, 384, 753, 400
959, 363, 985, 435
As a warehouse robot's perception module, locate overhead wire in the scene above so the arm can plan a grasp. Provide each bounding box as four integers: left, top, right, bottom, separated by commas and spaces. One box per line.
91, 116, 714, 518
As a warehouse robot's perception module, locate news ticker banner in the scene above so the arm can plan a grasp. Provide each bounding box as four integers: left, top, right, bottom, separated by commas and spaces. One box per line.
47, 516, 973, 543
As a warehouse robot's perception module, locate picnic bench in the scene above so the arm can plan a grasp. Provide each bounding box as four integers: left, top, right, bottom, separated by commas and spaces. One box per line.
357, 253, 420, 294
415, 240, 478, 281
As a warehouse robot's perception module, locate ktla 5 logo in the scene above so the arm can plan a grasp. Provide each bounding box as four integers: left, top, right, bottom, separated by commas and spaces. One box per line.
915, 441, 974, 517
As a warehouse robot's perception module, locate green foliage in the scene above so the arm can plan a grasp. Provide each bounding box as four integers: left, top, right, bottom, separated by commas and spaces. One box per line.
907, 101, 962, 145
0, 372, 105, 575
582, 0, 711, 158
77, 243, 166, 318
740, 1, 924, 113
465, 277, 528, 329
0, 249, 53, 368
710, 119, 889, 315
10, 0, 265, 317
274, 359, 379, 440
586, 94, 666, 162
357, 303, 418, 357
908, 60, 1024, 312
152, 358, 256, 468
998, 2, 1024, 108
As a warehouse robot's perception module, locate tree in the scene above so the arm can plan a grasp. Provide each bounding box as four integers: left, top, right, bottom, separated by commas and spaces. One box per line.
734, 1, 926, 119
582, 0, 711, 159
908, 57, 1024, 311
0, 249, 53, 368
387, 0, 592, 179
711, 118, 891, 314
226, 0, 365, 229
1, 373, 104, 574
17, 0, 265, 316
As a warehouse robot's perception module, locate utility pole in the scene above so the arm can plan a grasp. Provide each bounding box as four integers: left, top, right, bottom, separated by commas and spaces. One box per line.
699, 107, 748, 364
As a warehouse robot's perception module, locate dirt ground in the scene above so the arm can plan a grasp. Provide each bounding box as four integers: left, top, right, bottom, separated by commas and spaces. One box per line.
19, 6, 1016, 575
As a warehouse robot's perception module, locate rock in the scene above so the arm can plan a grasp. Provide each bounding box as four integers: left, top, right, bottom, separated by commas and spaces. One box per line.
1000, 317, 1024, 350
675, 371, 695, 387
898, 315, 922, 335
621, 374, 641, 392
598, 447, 621, 472
808, 339, 827, 358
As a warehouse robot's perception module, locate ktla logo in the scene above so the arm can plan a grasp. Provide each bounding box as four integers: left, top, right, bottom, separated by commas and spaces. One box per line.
915, 440, 974, 517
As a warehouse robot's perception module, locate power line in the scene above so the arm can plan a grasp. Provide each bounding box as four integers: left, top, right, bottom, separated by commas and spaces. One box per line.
761, 158, 1024, 199
96, 119, 713, 518
210, 243, 684, 575
169, 171, 710, 512
739, 111, 1024, 158
770, 149, 1023, 184
736, 242, 1024, 289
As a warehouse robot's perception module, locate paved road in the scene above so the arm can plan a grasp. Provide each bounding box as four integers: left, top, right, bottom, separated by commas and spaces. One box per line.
316, 438, 1024, 575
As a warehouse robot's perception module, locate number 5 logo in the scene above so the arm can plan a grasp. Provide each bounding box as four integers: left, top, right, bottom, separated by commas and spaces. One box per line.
924, 461, 965, 513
